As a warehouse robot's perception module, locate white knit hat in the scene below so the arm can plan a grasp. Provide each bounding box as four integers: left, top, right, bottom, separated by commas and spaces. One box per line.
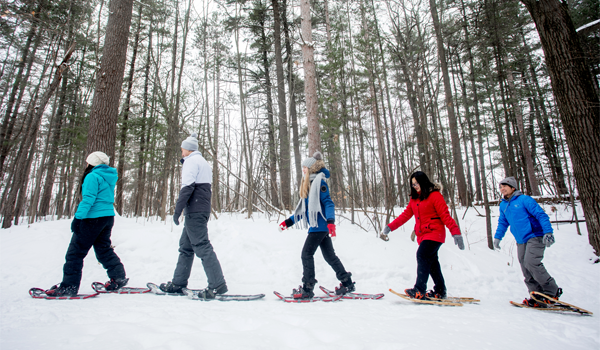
181, 133, 199, 151
86, 151, 110, 166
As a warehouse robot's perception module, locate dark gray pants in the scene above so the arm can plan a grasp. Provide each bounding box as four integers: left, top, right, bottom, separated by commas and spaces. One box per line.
517, 236, 559, 295
172, 212, 226, 289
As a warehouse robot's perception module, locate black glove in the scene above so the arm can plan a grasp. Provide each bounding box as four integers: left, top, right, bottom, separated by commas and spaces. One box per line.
173, 212, 181, 226
543, 233, 555, 247
71, 218, 81, 233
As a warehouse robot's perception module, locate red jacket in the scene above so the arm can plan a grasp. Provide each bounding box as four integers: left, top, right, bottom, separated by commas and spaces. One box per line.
388, 190, 460, 244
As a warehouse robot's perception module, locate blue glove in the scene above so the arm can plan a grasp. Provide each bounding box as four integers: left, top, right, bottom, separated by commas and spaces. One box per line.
173, 212, 181, 226
453, 235, 465, 250
543, 233, 555, 247
71, 218, 81, 233
493, 238, 501, 250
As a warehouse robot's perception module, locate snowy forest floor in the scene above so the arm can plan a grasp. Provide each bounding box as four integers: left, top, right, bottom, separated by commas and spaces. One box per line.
1, 203, 599, 349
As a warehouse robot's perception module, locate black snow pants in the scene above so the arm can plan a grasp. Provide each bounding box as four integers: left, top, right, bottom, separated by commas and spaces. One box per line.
62, 216, 125, 290
414, 240, 445, 294
301, 231, 350, 285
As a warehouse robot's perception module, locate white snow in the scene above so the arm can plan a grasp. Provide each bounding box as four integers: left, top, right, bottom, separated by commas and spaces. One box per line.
1, 204, 599, 349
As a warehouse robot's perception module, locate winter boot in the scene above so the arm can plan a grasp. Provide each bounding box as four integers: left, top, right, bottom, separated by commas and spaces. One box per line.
45, 284, 78, 297
159, 281, 186, 294
198, 283, 228, 299
293, 283, 315, 299
426, 289, 447, 299
536, 288, 563, 305
104, 277, 129, 291
335, 273, 356, 295
404, 287, 426, 300
523, 297, 544, 308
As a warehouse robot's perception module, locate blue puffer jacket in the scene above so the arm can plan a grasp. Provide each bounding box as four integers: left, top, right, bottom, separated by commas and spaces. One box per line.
288, 168, 335, 233
75, 164, 118, 219
494, 191, 553, 244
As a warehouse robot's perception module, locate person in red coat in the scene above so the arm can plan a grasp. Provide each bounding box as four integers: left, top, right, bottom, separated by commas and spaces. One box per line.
380, 171, 465, 299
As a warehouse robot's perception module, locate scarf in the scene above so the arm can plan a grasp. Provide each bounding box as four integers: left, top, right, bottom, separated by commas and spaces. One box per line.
292, 172, 326, 229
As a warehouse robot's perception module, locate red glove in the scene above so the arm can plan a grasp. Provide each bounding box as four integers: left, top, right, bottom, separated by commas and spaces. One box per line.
278, 221, 288, 232
328, 223, 336, 241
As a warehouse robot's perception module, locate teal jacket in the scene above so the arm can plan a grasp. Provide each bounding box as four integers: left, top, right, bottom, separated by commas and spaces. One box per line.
75, 164, 118, 219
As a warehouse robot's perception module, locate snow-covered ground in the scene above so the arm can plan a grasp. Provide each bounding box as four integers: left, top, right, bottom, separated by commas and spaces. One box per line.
1, 203, 598, 349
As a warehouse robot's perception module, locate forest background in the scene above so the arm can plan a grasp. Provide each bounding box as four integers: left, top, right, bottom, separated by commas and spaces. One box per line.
0, 0, 598, 254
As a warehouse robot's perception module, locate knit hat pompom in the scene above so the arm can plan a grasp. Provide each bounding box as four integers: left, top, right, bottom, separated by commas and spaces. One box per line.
181, 133, 199, 151
312, 151, 322, 161
86, 151, 110, 166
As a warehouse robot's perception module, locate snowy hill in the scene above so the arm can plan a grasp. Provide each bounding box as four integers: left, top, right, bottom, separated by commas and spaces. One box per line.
1, 205, 599, 349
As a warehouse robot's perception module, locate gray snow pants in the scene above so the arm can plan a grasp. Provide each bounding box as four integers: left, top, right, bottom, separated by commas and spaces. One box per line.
172, 212, 226, 289
517, 236, 559, 296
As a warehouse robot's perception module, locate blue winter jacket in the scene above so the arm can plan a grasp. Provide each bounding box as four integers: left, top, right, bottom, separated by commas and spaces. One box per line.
288, 168, 335, 233
494, 191, 553, 244
75, 164, 118, 219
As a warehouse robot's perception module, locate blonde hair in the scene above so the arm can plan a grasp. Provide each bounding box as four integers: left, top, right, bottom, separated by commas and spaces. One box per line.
299, 172, 311, 198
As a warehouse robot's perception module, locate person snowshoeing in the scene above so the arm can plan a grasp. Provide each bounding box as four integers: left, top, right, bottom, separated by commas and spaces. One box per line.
380, 171, 465, 300
46, 151, 128, 296
494, 176, 561, 307
158, 133, 227, 299
278, 151, 354, 299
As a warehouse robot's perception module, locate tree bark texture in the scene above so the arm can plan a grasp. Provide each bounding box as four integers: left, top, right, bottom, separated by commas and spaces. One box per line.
300, 0, 320, 154
521, 0, 600, 255
429, 0, 468, 206
86, 0, 134, 162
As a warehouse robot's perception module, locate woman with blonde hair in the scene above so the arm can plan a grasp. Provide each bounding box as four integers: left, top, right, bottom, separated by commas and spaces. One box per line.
278, 151, 354, 299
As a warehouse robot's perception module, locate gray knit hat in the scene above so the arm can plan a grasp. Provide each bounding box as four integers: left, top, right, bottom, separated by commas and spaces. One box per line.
499, 176, 518, 189
301, 151, 323, 168
181, 133, 199, 151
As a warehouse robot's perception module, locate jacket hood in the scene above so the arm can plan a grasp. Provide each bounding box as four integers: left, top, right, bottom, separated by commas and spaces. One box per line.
92, 164, 118, 184
433, 182, 443, 192
308, 159, 327, 175
316, 167, 331, 179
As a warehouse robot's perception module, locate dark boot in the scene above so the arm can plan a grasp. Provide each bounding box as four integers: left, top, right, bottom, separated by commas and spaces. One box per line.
404, 287, 426, 300
159, 281, 186, 294
45, 284, 78, 297
199, 283, 228, 299
426, 289, 446, 299
104, 277, 129, 291
335, 273, 355, 295
293, 282, 315, 299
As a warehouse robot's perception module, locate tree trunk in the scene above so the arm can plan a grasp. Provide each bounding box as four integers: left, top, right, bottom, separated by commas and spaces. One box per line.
86, 0, 134, 161
521, 0, 600, 255
429, 0, 468, 206
300, 0, 320, 154
272, 0, 291, 210
116, 3, 143, 215
503, 56, 540, 196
